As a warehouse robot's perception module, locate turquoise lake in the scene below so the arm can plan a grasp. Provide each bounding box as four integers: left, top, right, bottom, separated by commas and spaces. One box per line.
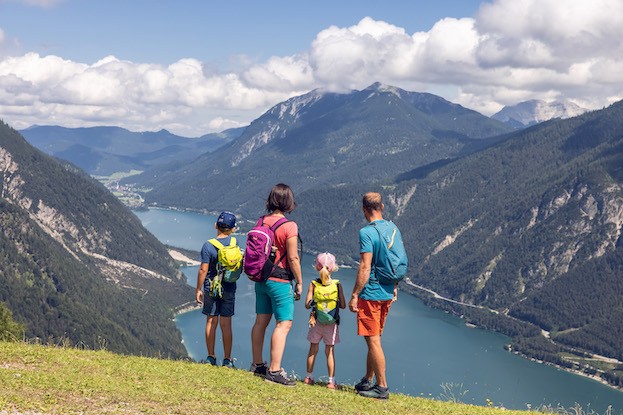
135, 207, 623, 413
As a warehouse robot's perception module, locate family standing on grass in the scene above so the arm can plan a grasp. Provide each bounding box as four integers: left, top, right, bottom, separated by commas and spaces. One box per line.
195, 183, 407, 400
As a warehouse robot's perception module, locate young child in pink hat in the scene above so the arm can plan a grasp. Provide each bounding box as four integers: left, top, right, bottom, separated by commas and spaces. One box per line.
303, 252, 346, 389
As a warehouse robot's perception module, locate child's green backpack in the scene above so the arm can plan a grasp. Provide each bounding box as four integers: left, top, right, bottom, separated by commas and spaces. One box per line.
311, 279, 341, 325
208, 237, 243, 283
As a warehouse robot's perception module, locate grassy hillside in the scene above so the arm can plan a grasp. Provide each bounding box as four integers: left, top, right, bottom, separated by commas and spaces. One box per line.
0, 341, 528, 415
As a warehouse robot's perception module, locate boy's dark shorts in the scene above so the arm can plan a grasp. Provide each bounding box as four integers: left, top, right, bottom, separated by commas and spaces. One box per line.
202, 287, 236, 317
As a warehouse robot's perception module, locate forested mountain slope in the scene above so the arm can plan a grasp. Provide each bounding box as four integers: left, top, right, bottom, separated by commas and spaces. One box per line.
1, 121, 192, 357
294, 101, 623, 369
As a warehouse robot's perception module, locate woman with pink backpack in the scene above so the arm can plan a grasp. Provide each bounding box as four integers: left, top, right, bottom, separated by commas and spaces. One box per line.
247, 183, 303, 386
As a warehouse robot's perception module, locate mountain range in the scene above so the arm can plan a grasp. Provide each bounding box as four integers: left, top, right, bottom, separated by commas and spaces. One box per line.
492, 99, 587, 129
20, 125, 244, 176
0, 120, 193, 357
128, 82, 513, 215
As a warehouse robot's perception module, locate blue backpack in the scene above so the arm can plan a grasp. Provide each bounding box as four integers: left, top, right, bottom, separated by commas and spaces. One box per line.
370, 221, 408, 284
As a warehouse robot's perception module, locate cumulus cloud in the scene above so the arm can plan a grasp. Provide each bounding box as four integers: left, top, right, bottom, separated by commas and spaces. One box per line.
0, 53, 296, 135
2, 0, 623, 135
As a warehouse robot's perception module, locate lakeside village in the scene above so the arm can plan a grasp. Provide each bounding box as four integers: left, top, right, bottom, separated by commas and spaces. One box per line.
95, 171, 148, 210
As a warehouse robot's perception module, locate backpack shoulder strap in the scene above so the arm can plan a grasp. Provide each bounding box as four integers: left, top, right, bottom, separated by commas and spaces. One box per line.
208, 238, 224, 250
270, 217, 289, 232
369, 221, 396, 245
229, 237, 237, 247
368, 222, 384, 243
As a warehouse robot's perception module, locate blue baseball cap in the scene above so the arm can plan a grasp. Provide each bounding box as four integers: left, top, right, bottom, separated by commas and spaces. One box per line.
216, 211, 236, 229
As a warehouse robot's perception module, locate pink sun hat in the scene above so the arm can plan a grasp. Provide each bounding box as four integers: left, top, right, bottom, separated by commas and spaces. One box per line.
315, 252, 339, 272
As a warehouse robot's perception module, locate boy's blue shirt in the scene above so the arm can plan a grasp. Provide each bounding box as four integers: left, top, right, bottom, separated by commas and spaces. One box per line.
359, 219, 395, 301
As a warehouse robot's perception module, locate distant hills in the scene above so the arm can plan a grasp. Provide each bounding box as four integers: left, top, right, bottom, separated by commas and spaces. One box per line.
492, 99, 587, 128
20, 125, 244, 176
0, 120, 193, 357
129, 82, 512, 215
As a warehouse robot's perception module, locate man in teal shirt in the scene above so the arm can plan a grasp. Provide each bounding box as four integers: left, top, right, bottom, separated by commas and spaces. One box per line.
349, 192, 399, 399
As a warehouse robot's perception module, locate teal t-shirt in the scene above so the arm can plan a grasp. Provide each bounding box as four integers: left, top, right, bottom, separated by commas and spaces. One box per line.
359, 220, 395, 301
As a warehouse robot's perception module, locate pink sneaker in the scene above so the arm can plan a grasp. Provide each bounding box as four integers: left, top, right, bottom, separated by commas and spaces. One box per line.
304, 376, 314, 385
327, 381, 337, 390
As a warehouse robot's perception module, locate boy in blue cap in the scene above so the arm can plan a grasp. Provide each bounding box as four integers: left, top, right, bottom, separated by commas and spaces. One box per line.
195, 211, 240, 367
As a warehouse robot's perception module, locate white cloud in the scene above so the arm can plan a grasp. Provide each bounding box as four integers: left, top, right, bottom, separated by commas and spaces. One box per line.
309, 17, 418, 91
2, 0, 623, 135
208, 117, 246, 131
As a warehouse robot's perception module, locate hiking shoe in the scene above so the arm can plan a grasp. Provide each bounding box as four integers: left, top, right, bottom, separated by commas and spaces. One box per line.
222, 358, 235, 368
303, 376, 314, 385
204, 355, 217, 366
327, 381, 337, 390
358, 384, 389, 399
265, 368, 296, 387
250, 362, 267, 378
354, 376, 374, 392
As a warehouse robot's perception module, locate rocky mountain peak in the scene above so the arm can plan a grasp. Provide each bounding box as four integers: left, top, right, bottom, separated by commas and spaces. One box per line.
492, 99, 587, 128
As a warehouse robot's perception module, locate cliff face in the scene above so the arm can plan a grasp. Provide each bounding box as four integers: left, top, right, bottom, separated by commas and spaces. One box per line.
1, 121, 192, 357
423, 179, 623, 306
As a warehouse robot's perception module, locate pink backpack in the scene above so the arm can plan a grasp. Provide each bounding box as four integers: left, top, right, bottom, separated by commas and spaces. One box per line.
244, 216, 289, 282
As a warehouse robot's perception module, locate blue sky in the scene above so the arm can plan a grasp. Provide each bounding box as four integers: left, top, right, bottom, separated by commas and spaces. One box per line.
1, 0, 623, 136
1, 1, 482, 65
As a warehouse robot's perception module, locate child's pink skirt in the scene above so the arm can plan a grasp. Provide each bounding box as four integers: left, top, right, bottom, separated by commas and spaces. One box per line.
307, 322, 340, 346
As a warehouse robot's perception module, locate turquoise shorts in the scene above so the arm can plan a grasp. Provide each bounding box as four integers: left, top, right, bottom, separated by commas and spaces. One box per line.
255, 279, 294, 321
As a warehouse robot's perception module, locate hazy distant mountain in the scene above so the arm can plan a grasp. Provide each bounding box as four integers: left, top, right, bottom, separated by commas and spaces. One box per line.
491, 99, 587, 128
20, 125, 245, 176
1, 120, 192, 357
131, 82, 512, 215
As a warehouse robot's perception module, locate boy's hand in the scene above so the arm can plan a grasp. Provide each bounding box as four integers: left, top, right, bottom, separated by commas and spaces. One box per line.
196, 289, 203, 304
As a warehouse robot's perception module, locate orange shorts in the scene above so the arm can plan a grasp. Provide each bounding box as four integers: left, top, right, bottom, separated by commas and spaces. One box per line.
357, 298, 392, 336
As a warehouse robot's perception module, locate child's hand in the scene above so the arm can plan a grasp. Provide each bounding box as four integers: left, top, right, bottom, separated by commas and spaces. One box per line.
196, 289, 203, 304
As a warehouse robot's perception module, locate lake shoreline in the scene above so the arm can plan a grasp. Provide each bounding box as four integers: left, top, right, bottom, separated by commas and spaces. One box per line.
509, 348, 623, 395
401, 278, 623, 396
